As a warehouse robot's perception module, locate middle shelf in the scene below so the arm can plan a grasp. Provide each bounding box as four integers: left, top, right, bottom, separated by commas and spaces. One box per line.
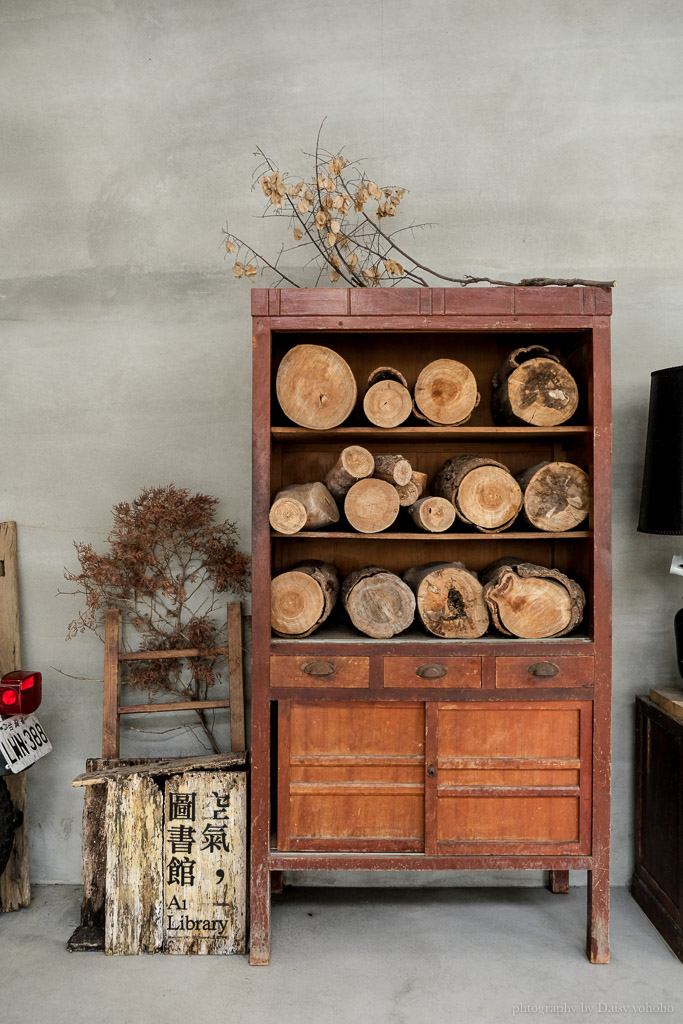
272, 530, 592, 541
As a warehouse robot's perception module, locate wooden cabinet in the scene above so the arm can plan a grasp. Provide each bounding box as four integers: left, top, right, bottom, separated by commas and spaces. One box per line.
250, 287, 612, 965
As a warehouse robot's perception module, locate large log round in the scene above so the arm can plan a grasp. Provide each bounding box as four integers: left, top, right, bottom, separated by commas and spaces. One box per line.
363, 367, 412, 428
403, 562, 489, 638
342, 565, 415, 638
269, 482, 339, 535
491, 345, 579, 426
481, 558, 585, 638
323, 446, 375, 501
432, 455, 522, 532
276, 345, 357, 429
516, 462, 590, 532
413, 359, 479, 426
271, 561, 339, 638
344, 478, 400, 533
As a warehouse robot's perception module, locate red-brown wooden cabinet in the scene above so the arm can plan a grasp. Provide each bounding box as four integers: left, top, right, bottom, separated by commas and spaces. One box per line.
250, 286, 612, 964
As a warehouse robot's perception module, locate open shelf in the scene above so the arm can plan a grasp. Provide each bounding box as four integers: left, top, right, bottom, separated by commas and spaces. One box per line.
272, 530, 592, 541
271, 425, 593, 443
270, 624, 593, 645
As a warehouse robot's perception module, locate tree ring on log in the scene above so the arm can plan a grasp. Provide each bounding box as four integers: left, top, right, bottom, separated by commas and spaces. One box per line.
276, 344, 357, 429
271, 572, 324, 635
414, 359, 479, 425
363, 380, 412, 427
457, 466, 522, 531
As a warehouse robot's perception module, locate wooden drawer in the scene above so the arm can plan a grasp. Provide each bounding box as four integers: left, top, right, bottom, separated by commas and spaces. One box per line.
383, 657, 481, 689
270, 655, 370, 688
495, 657, 594, 689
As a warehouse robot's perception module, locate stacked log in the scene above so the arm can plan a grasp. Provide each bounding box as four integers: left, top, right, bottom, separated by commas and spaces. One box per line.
271, 561, 339, 638
276, 344, 357, 429
407, 497, 456, 533
269, 483, 339, 535
342, 566, 415, 638
372, 454, 413, 487
491, 345, 579, 426
516, 462, 590, 532
323, 446, 375, 501
481, 558, 585, 638
433, 455, 522, 532
344, 478, 400, 533
403, 562, 489, 638
363, 367, 412, 427
395, 471, 428, 507
413, 358, 480, 426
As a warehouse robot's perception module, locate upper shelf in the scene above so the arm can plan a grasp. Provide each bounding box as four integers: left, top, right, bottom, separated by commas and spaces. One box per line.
271, 425, 593, 444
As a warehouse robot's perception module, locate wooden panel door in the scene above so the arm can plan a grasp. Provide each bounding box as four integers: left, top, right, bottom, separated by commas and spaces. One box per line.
277, 700, 425, 852
427, 701, 592, 855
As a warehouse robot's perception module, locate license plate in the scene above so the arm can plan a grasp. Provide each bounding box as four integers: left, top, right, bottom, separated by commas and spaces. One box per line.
0, 714, 52, 773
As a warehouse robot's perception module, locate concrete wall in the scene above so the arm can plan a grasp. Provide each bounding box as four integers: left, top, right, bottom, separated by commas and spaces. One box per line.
2, 0, 682, 885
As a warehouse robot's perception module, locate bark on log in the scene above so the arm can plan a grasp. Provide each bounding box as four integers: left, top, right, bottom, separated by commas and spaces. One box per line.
344, 478, 400, 533
408, 496, 456, 533
395, 471, 428, 507
363, 367, 412, 427
276, 344, 357, 429
341, 565, 415, 638
481, 558, 585, 638
372, 453, 413, 487
413, 358, 480, 426
271, 561, 339, 638
432, 455, 522, 532
269, 482, 339, 534
403, 562, 489, 638
516, 462, 590, 532
491, 345, 579, 426
323, 446, 375, 500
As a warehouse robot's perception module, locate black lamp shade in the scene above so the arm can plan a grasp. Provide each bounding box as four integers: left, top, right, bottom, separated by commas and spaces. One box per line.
638, 365, 683, 534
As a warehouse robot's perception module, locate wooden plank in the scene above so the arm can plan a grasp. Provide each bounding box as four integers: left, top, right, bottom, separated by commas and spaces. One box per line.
119, 647, 229, 662
649, 687, 683, 721
102, 610, 121, 758
279, 289, 349, 316
227, 600, 246, 751
0, 521, 29, 913
163, 772, 246, 954
73, 751, 247, 787
118, 700, 231, 715
443, 288, 514, 315
104, 775, 164, 954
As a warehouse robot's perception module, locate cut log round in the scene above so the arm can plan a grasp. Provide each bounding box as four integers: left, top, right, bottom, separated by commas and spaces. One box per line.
408, 497, 456, 533
413, 359, 480, 426
432, 455, 522, 532
372, 454, 413, 487
481, 558, 585, 639
276, 345, 357, 429
516, 462, 590, 532
271, 561, 339, 638
342, 565, 415, 638
363, 374, 413, 428
269, 483, 340, 535
403, 562, 489, 639
395, 471, 428, 507
344, 478, 400, 533
323, 446, 375, 501
491, 345, 579, 426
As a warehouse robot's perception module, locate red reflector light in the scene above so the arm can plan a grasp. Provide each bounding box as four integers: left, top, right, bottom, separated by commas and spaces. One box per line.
0, 671, 42, 715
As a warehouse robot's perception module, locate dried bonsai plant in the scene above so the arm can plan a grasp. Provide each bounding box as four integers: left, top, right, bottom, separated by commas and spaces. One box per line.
64, 485, 251, 752
224, 122, 614, 290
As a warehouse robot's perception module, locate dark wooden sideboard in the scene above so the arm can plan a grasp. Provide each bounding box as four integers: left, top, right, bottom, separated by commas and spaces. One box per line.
249, 286, 612, 965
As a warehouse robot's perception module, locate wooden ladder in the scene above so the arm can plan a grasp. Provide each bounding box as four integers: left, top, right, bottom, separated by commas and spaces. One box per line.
101, 600, 246, 758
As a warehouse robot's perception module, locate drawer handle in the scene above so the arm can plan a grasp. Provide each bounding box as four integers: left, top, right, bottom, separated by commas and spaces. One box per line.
528, 662, 560, 679
302, 660, 336, 678
416, 663, 447, 680
426, 764, 436, 778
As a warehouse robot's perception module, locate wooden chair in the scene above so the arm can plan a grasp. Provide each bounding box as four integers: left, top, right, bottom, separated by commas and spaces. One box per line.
101, 600, 246, 758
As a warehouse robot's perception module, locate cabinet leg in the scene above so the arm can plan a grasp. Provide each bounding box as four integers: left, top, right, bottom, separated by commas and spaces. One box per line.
587, 865, 610, 963
548, 870, 569, 894
249, 860, 271, 965
271, 870, 284, 895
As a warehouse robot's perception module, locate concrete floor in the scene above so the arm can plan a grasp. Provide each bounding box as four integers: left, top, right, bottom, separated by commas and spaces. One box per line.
0, 885, 679, 1024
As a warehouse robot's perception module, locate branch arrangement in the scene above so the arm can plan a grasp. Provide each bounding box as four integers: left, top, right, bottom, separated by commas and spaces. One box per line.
224, 125, 615, 290
63, 485, 251, 752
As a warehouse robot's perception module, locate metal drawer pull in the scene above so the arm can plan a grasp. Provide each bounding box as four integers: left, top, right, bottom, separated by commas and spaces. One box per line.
302, 660, 336, 677
528, 662, 560, 679
426, 764, 436, 778
416, 663, 447, 679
